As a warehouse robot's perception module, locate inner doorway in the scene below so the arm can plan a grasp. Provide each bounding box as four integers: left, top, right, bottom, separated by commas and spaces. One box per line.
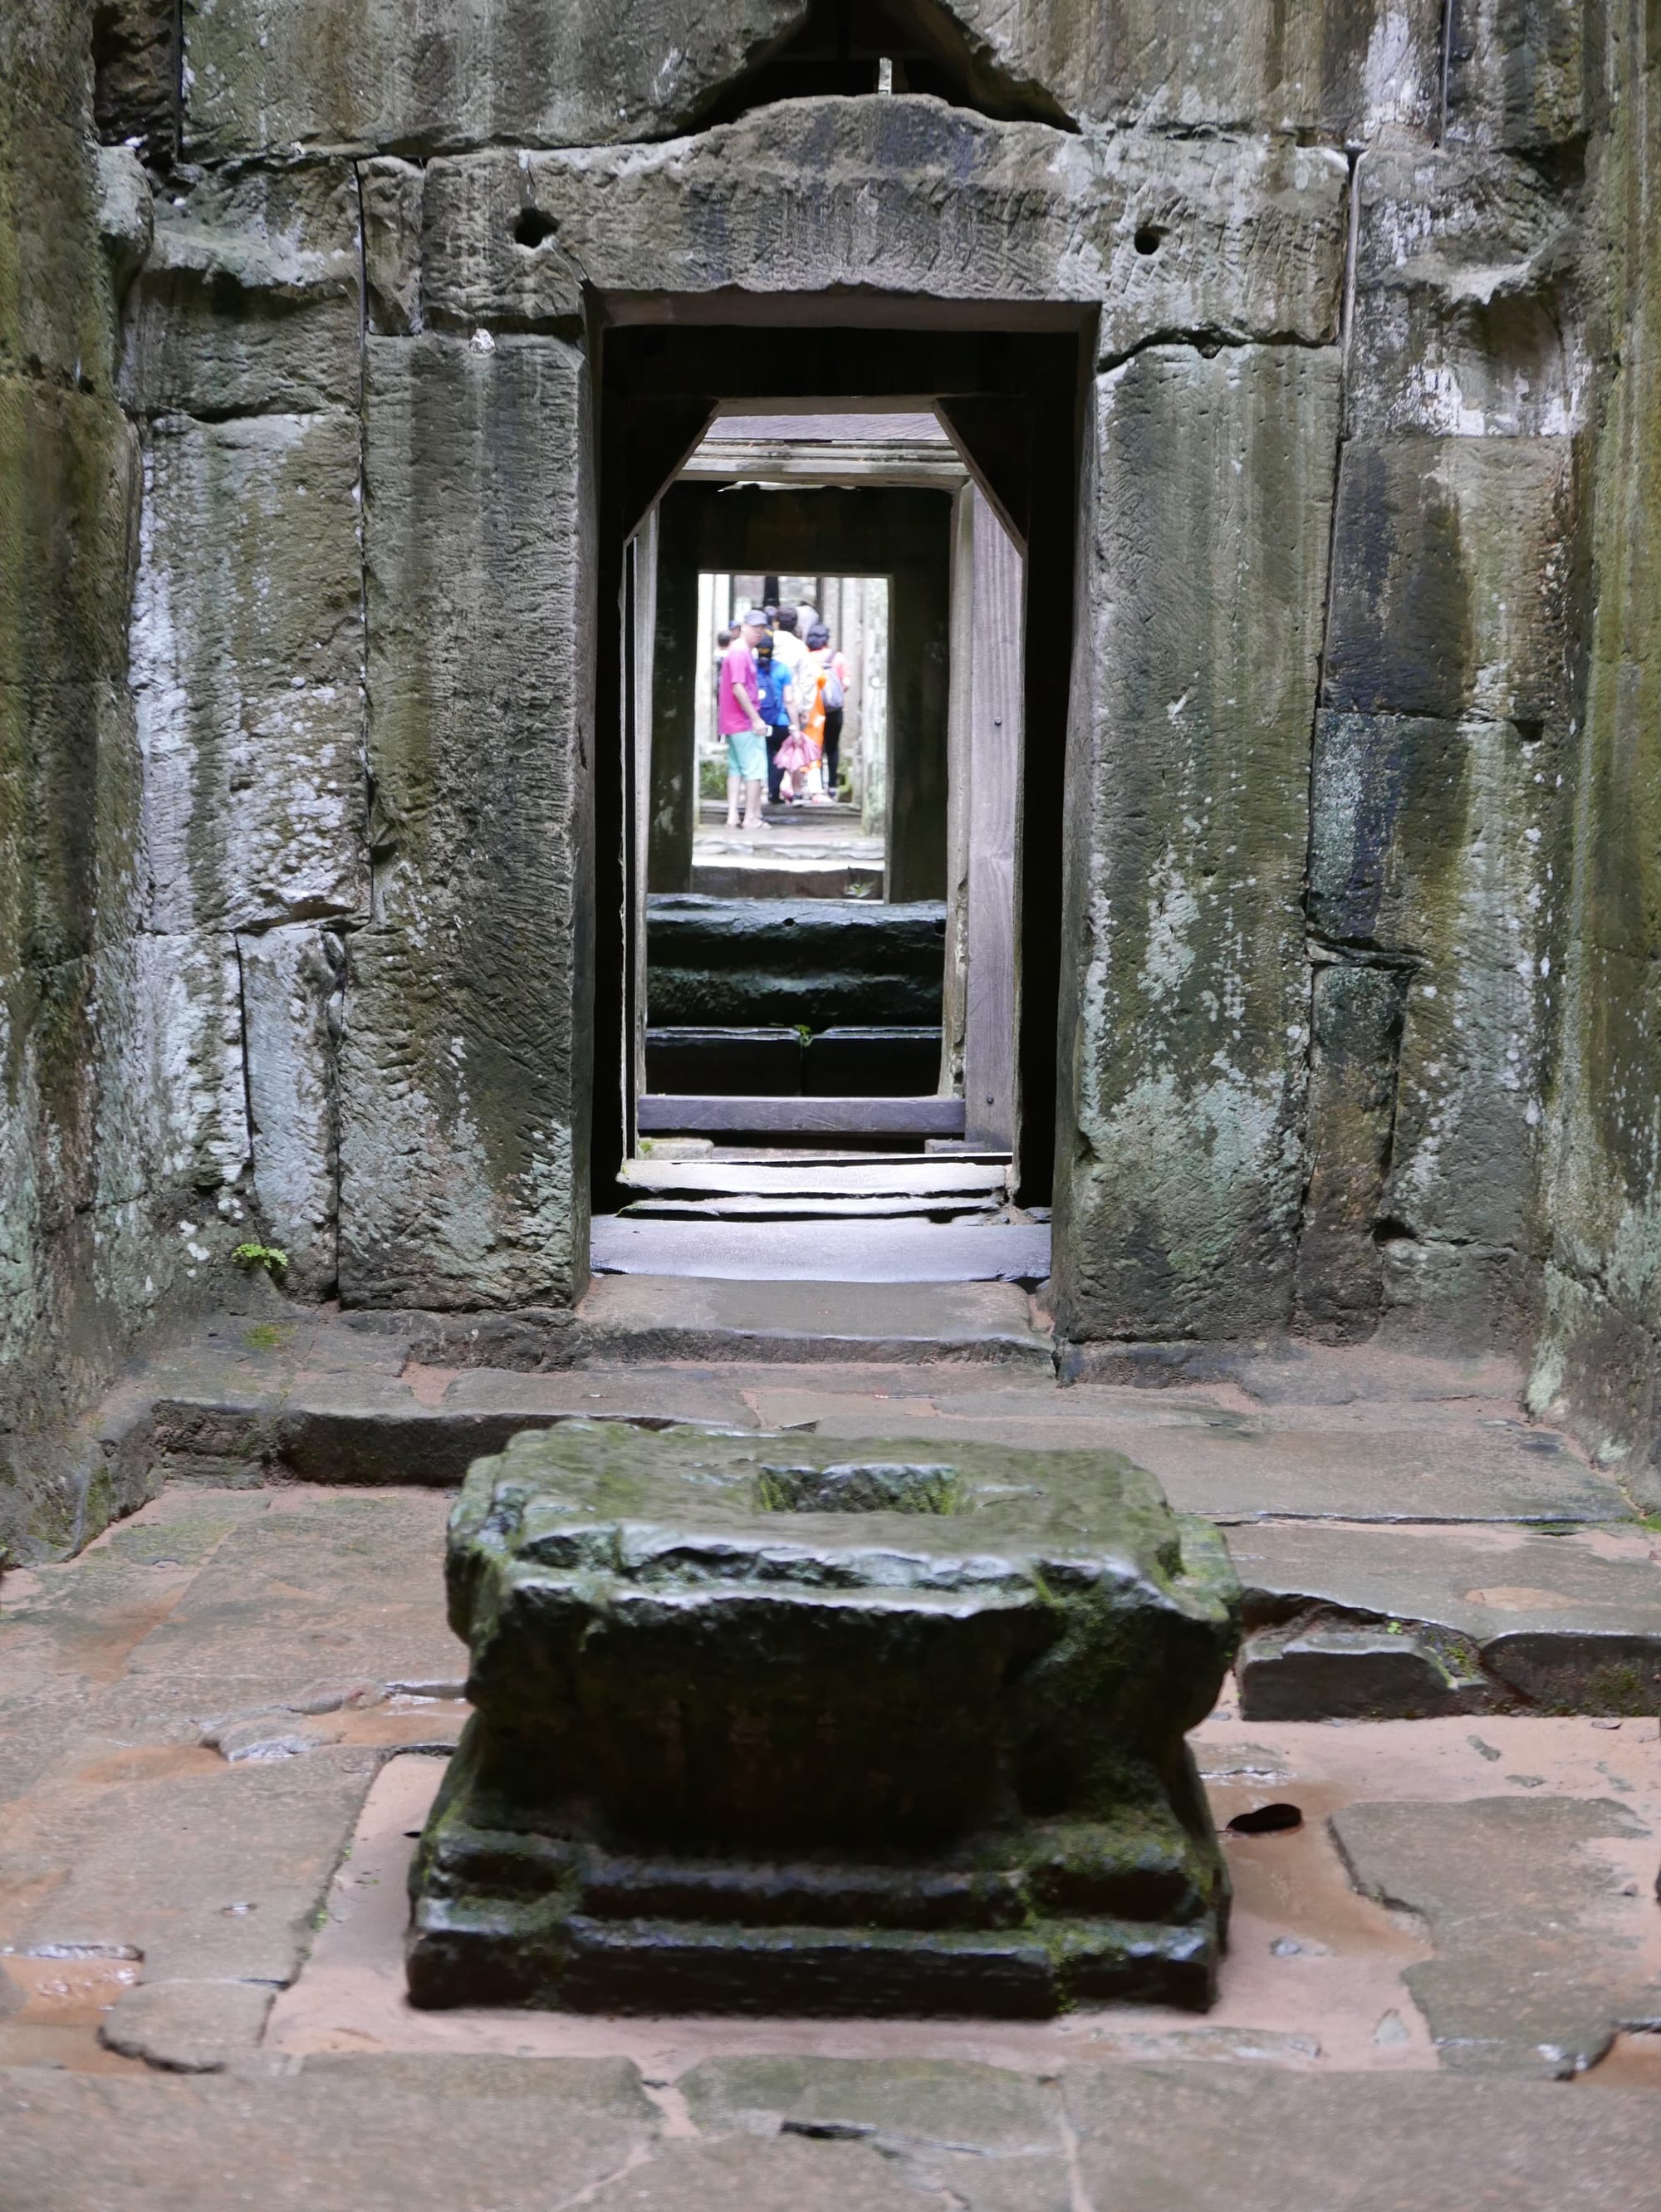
590, 319, 1086, 1278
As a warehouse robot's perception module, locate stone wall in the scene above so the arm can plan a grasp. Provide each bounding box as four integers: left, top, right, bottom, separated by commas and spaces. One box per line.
1051, 14, 1597, 1351
2, 3, 167, 1554
1526, 2, 1661, 1499
2, 0, 1653, 1543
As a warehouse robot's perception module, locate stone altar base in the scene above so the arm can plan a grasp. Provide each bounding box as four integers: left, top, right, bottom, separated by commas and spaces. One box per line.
407, 1425, 1240, 2016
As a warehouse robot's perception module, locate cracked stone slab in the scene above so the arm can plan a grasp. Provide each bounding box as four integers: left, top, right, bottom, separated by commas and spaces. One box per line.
99, 1977, 276, 2072
0, 2055, 659, 2210
12, 1747, 382, 1984
0, 2058, 1654, 2211
684, 2050, 1061, 2138
1230, 1520, 1661, 1716
1331, 1795, 1661, 2076
1061, 2067, 1658, 2210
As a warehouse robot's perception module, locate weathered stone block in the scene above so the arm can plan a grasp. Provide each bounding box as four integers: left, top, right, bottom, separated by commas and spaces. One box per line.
181, 0, 801, 157
1312, 706, 1552, 1327
946, 0, 1442, 140
94, 146, 154, 305
1294, 959, 1408, 1339
440, 115, 1345, 351
90, 0, 181, 160
339, 335, 593, 1309
1324, 436, 1575, 723
409, 1425, 1239, 2015
1309, 711, 1469, 951
0, 110, 120, 390
360, 157, 424, 336
1239, 1622, 1474, 1719
0, 377, 139, 696
119, 162, 360, 417
127, 931, 251, 1199
1054, 346, 1340, 1341
1376, 723, 1551, 1256
419, 159, 582, 334
0, 0, 96, 129
1379, 1235, 1529, 1352
1445, 0, 1584, 152
1530, 32, 1661, 1471
239, 925, 343, 1297
130, 410, 367, 934
1345, 148, 1583, 442
1, 679, 145, 993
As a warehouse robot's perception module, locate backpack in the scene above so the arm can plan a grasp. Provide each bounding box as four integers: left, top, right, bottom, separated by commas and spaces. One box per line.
822, 661, 845, 713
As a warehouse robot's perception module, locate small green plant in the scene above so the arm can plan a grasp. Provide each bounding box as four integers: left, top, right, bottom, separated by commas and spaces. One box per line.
232, 1242, 288, 1277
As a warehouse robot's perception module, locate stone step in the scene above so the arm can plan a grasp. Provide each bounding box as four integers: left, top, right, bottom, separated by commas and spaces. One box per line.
806, 1026, 943, 1095
647, 894, 945, 1030
640, 1028, 948, 1101
589, 1216, 1051, 1283
688, 861, 884, 899
618, 1194, 1000, 1221
644, 1026, 803, 1096
699, 799, 864, 825
618, 1155, 1008, 1197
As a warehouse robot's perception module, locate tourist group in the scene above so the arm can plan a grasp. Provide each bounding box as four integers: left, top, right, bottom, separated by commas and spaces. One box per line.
717, 602, 851, 829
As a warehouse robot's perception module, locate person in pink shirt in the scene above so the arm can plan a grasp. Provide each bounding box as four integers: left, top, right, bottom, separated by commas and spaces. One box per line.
718, 609, 770, 830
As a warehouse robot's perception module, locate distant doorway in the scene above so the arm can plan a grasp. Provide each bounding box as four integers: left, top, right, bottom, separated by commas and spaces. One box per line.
590, 316, 1085, 1278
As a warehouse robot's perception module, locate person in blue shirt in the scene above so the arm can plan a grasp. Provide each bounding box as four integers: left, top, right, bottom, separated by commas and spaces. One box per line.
752, 627, 798, 805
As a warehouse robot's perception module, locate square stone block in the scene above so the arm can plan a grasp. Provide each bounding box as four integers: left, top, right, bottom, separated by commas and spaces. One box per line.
408, 1425, 1240, 2016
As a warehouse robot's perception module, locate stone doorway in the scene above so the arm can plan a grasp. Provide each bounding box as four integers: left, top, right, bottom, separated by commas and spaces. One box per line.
589, 325, 1080, 1283
589, 317, 1084, 1288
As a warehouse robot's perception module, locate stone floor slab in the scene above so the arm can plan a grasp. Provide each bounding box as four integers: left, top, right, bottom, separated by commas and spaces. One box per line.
1331, 1794, 1661, 2077
0, 2058, 1654, 2211
579, 1273, 1056, 1356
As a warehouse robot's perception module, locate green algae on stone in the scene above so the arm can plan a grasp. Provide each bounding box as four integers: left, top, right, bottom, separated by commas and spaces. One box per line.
409, 1423, 1239, 2017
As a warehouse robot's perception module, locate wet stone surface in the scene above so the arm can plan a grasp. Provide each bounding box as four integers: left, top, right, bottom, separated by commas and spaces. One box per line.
409, 1425, 1240, 2015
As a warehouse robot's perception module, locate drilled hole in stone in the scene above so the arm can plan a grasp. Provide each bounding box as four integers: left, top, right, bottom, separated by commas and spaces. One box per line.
755, 1461, 963, 1514
1134, 223, 1167, 254
512, 208, 558, 248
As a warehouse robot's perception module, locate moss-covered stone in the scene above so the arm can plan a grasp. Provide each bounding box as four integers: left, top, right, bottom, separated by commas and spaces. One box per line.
1527, 3, 1661, 1481
1053, 345, 1340, 1341
409, 1424, 1239, 2016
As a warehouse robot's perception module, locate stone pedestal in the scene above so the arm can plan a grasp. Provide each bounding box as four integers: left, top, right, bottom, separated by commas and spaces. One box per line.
408, 1425, 1240, 2015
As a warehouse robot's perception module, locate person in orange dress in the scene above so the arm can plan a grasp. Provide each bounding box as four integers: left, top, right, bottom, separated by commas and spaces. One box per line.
798, 621, 847, 803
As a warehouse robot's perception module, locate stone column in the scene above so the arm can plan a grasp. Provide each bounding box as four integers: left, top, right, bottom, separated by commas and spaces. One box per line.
1053, 346, 1341, 1340
340, 334, 595, 1308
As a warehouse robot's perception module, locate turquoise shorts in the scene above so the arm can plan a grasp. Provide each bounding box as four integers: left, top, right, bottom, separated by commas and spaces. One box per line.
725, 728, 767, 782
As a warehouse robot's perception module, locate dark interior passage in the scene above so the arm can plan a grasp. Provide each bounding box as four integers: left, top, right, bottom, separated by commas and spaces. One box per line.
591, 318, 1087, 1214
